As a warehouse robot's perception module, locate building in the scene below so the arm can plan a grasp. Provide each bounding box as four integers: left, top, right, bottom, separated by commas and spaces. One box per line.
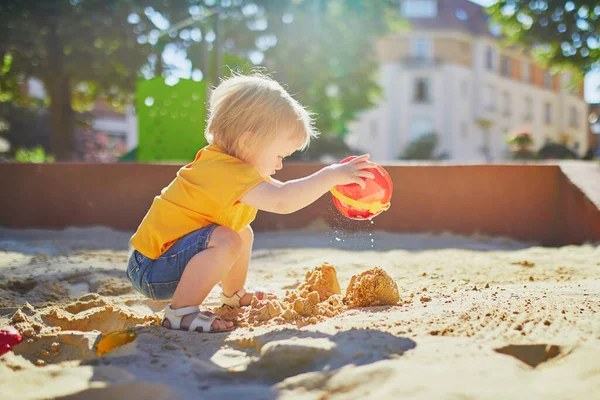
589, 103, 600, 157
345, 0, 589, 162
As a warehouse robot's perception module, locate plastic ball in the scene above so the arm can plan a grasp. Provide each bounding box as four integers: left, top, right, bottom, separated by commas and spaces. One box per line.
331, 156, 393, 220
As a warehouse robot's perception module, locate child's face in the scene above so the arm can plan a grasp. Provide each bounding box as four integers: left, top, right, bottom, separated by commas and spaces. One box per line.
246, 133, 303, 178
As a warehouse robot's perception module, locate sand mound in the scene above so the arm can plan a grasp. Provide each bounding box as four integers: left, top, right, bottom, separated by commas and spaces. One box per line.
216, 263, 348, 327
292, 263, 342, 301
343, 267, 400, 308
215, 264, 398, 328
40, 304, 159, 334
6, 297, 160, 365
9, 299, 159, 340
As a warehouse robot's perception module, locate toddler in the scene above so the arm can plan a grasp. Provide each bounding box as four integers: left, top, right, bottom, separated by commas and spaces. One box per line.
126, 73, 375, 333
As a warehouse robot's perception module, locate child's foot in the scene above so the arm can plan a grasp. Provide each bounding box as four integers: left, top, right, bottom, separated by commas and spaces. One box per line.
162, 305, 233, 332
220, 288, 277, 308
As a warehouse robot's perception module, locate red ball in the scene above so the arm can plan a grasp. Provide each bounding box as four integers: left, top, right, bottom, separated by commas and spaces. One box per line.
331, 156, 393, 220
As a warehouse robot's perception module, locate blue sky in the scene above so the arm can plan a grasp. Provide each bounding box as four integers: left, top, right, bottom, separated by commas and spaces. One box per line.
468, 0, 599, 103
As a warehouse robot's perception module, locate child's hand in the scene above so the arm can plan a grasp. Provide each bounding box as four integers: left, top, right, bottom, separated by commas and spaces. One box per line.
242, 154, 377, 214
326, 154, 376, 189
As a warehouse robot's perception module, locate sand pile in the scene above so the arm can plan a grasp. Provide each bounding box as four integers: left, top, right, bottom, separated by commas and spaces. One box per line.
215, 263, 399, 328
343, 267, 400, 308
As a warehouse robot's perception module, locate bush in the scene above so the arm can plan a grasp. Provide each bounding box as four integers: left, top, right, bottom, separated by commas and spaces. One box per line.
400, 132, 447, 160
507, 131, 537, 160
14, 146, 55, 163
538, 142, 578, 160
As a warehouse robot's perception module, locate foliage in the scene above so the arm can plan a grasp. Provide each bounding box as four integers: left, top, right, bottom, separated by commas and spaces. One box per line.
487, 1, 600, 74
538, 141, 579, 159
14, 146, 55, 163
0, 0, 155, 159
400, 133, 447, 160
254, 0, 403, 136
507, 131, 537, 160
78, 127, 128, 163
1, 0, 404, 160
0, 102, 51, 153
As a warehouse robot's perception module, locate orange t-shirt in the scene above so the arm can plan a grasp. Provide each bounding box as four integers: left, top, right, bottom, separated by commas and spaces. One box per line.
130, 144, 266, 259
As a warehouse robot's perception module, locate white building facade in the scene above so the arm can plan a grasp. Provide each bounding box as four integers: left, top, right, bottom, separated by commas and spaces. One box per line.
346, 0, 589, 162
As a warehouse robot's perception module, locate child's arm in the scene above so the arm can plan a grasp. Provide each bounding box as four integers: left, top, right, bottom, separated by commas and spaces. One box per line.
241, 154, 375, 214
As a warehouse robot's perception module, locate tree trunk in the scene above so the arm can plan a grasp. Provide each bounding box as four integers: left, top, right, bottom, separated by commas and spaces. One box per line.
212, 11, 221, 85
44, 23, 76, 161
47, 77, 76, 161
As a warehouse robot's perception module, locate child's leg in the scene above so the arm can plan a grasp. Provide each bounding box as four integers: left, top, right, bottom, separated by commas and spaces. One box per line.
220, 226, 276, 306
166, 226, 241, 331
220, 225, 253, 297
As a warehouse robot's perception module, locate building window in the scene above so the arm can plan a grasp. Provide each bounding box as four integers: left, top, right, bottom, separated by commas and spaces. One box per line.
544, 102, 552, 124
503, 92, 511, 116
411, 37, 433, 60
524, 97, 533, 121
414, 78, 431, 103
401, 0, 438, 18
522, 61, 531, 83
501, 55, 510, 77
544, 72, 553, 89
570, 106, 578, 128
486, 84, 497, 110
485, 46, 495, 70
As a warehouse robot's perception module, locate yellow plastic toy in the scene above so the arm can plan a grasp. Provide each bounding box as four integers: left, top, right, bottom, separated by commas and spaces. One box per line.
96, 330, 137, 356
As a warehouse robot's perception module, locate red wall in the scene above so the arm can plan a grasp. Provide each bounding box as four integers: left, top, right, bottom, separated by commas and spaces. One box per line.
1, 163, 598, 246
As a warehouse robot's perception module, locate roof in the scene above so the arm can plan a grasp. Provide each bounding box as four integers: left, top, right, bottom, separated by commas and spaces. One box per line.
404, 0, 494, 37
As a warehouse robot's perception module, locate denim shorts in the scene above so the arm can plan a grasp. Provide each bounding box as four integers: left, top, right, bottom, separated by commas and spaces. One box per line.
125, 224, 218, 301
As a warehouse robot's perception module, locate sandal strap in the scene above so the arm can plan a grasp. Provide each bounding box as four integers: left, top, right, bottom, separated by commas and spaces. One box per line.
163, 305, 200, 330
220, 288, 247, 308
187, 312, 216, 332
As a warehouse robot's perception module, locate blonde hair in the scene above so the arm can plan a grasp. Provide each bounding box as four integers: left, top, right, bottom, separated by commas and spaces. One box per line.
205, 72, 319, 158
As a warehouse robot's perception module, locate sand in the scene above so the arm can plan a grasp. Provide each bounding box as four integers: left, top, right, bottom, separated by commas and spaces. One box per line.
1, 226, 599, 399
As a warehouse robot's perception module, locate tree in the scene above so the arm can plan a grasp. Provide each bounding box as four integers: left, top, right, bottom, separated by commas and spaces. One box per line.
0, 0, 155, 160
254, 0, 402, 136
143, 1, 405, 138
1, 1, 402, 159
487, 1, 600, 73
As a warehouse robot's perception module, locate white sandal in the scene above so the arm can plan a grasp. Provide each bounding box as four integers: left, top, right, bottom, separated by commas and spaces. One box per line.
220, 288, 271, 308
162, 305, 233, 333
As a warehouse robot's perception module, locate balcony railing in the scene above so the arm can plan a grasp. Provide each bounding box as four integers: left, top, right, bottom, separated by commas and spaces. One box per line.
402, 56, 442, 67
